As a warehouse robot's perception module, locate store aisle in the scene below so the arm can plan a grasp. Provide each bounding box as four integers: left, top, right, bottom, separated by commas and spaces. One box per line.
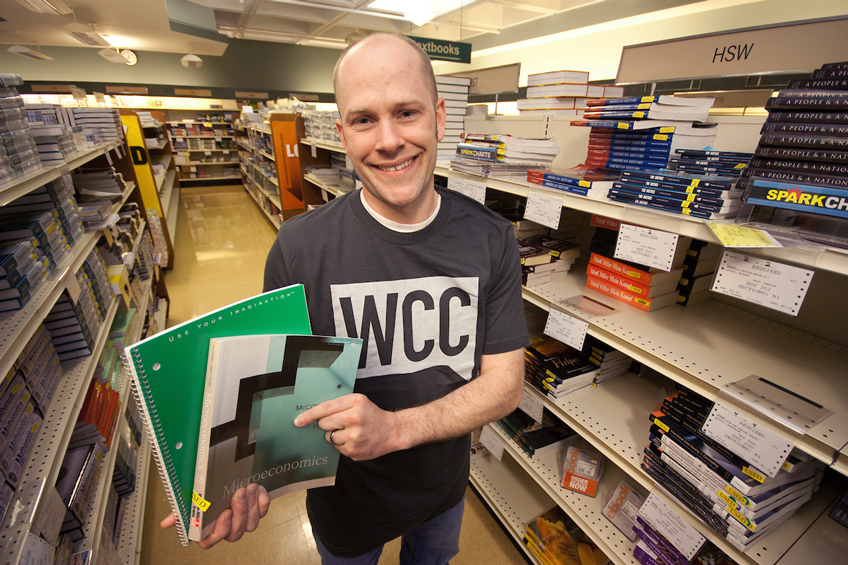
138, 185, 528, 565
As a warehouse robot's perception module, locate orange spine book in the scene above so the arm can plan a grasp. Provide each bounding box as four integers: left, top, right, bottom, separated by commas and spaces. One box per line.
589, 253, 655, 285
587, 275, 652, 312
586, 263, 652, 297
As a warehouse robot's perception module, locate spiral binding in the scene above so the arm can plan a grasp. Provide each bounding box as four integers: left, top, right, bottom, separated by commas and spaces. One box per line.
124, 352, 190, 546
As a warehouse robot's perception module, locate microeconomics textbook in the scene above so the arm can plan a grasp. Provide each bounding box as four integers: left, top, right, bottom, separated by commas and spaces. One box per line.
189, 334, 362, 542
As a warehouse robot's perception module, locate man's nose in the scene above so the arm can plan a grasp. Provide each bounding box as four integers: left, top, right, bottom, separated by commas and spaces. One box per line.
374, 119, 404, 153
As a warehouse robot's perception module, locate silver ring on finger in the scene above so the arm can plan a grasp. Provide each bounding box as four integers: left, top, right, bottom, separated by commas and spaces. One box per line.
329, 429, 342, 446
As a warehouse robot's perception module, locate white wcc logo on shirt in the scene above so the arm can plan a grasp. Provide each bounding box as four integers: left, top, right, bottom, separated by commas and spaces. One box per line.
331, 276, 479, 381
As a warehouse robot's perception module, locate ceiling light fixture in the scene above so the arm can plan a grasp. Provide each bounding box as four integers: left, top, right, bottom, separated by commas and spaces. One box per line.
7, 44, 53, 61
63, 22, 111, 47
181, 53, 203, 68
403, 0, 436, 26
14, 0, 72, 15
98, 48, 130, 64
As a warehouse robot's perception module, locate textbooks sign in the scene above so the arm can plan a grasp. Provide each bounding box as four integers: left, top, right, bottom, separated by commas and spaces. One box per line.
408, 36, 471, 63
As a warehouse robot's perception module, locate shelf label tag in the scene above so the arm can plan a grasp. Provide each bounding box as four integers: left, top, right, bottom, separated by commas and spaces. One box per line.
518, 390, 544, 424
65, 273, 82, 304
447, 177, 464, 193
544, 308, 588, 350
711, 251, 813, 316
34, 486, 66, 546
311, 144, 317, 158
701, 400, 793, 478
204, 151, 212, 156
639, 491, 706, 560
615, 224, 680, 272
19, 532, 54, 564
480, 425, 504, 461
464, 179, 486, 204
524, 190, 562, 230
706, 223, 782, 248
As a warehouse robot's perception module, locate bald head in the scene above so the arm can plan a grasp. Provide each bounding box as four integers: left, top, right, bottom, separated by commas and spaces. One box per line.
333, 34, 438, 113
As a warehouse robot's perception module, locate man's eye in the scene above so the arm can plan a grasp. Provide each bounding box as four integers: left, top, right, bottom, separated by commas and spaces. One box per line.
399, 111, 417, 119
353, 117, 371, 126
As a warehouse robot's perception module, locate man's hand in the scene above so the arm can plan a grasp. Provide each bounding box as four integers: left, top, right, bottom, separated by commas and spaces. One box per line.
160, 483, 270, 549
294, 393, 404, 461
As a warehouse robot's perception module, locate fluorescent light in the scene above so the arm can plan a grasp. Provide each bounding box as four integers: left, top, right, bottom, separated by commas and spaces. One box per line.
405, 5, 435, 26
181, 54, 203, 68
100, 34, 132, 48
64, 23, 111, 47
14, 0, 73, 15
370, 0, 437, 26
299, 39, 348, 49
98, 48, 130, 64
8, 45, 53, 61
368, 0, 463, 17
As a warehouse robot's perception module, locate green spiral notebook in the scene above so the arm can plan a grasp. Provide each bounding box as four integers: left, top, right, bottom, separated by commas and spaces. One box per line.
123, 285, 311, 545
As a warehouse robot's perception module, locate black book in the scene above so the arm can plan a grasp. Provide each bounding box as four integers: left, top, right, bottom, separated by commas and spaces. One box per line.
754, 146, 848, 164
620, 170, 736, 190
811, 69, 848, 79
619, 177, 741, 198
760, 133, 848, 150
820, 61, 848, 70
766, 94, 848, 111
676, 163, 744, 176
760, 121, 848, 136
766, 111, 848, 124
611, 183, 732, 207
747, 156, 848, 177
675, 149, 754, 159
787, 78, 848, 90
740, 167, 848, 189
606, 193, 733, 220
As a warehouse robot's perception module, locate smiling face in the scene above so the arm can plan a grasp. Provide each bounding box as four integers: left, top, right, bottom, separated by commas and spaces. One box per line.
334, 35, 446, 224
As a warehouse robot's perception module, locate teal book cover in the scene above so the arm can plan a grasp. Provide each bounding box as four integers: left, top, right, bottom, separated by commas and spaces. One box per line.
189, 334, 361, 541
123, 285, 311, 545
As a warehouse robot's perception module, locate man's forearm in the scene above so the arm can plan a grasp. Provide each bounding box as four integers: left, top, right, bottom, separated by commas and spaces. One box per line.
389, 348, 525, 452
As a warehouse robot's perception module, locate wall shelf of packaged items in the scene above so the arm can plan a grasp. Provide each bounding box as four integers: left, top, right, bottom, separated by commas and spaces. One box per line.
302, 173, 353, 199
469, 453, 550, 565
300, 138, 345, 154
77, 278, 152, 563
0, 141, 123, 208
433, 167, 848, 277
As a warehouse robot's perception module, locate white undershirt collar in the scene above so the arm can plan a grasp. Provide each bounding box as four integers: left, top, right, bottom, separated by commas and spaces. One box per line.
359, 190, 441, 233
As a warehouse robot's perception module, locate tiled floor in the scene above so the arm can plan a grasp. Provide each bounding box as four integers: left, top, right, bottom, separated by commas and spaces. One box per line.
138, 184, 528, 565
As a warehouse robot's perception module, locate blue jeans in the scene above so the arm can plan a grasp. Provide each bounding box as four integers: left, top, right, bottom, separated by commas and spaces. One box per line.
313, 495, 466, 565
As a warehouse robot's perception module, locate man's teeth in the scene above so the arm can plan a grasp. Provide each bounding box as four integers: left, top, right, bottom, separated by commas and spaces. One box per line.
378, 158, 414, 172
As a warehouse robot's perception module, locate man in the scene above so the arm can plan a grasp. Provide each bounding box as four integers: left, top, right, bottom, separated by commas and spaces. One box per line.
173, 32, 529, 562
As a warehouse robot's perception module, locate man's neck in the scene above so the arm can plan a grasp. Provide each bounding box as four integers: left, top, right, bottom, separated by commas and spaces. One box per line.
360, 190, 441, 233
360, 187, 439, 225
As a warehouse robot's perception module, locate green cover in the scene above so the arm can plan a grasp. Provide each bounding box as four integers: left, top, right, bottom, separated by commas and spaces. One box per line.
190, 334, 361, 541
123, 285, 311, 545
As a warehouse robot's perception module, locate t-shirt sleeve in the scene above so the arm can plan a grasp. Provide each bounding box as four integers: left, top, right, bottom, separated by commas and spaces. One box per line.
263, 236, 291, 292
482, 224, 530, 355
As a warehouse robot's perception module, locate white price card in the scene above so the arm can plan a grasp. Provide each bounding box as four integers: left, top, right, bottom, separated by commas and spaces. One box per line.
34, 486, 65, 546
479, 425, 504, 461
518, 390, 544, 424
615, 224, 680, 272
65, 273, 82, 304
464, 179, 487, 205
524, 190, 562, 230
311, 144, 318, 158
544, 308, 588, 350
19, 531, 54, 565
711, 251, 813, 316
701, 401, 794, 479
638, 491, 706, 560
447, 177, 464, 193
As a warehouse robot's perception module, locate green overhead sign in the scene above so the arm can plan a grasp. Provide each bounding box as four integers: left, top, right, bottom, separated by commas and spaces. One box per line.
408, 36, 471, 64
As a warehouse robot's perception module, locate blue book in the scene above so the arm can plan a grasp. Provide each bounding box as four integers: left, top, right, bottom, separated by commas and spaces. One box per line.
745, 178, 848, 220
611, 182, 733, 207
620, 170, 736, 190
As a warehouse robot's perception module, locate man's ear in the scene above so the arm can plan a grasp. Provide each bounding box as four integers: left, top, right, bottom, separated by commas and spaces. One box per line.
435, 97, 446, 142
335, 119, 348, 151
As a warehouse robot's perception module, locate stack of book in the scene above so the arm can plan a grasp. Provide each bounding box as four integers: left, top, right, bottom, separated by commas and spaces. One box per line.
55, 443, 104, 541
26, 119, 78, 165
572, 95, 717, 173
436, 75, 471, 166
583, 335, 636, 387
302, 110, 341, 144
495, 409, 575, 459
608, 170, 744, 220
527, 165, 620, 198
58, 108, 123, 144
737, 61, 848, 246
668, 149, 753, 177
632, 516, 738, 565
453, 134, 560, 177
0, 76, 42, 185
0, 236, 52, 314
525, 505, 609, 565
643, 388, 825, 552
15, 323, 64, 414
676, 240, 723, 306
518, 233, 581, 287
71, 378, 121, 451
524, 335, 600, 399
113, 433, 138, 496
518, 69, 624, 117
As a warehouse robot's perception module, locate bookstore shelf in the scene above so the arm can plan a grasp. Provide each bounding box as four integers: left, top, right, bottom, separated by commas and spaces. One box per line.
159, 170, 177, 209
778, 496, 848, 565
180, 175, 240, 182
0, 182, 134, 384
166, 186, 181, 247
146, 139, 167, 151
256, 185, 281, 208
116, 423, 150, 565
433, 167, 848, 277
469, 456, 549, 565
0, 141, 121, 207
171, 135, 235, 140
245, 183, 283, 230
0, 296, 120, 565
518, 377, 845, 565
251, 162, 279, 187
151, 153, 172, 171
300, 138, 345, 153
488, 423, 641, 565
177, 161, 240, 167
260, 150, 275, 162
78, 285, 151, 562
303, 173, 353, 199
168, 121, 230, 126
522, 271, 848, 473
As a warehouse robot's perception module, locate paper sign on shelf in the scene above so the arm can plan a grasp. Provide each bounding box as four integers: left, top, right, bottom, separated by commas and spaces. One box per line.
615, 224, 680, 272
518, 390, 544, 424
311, 145, 317, 158
447, 177, 464, 193
638, 490, 706, 560
464, 179, 487, 204
701, 400, 794, 478
544, 308, 588, 350
480, 425, 504, 461
710, 251, 813, 316
524, 190, 562, 230
65, 274, 81, 304
706, 223, 782, 248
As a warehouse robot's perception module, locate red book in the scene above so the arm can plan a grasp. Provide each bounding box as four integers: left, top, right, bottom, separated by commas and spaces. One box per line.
589, 253, 683, 287
585, 263, 680, 298
586, 275, 679, 312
